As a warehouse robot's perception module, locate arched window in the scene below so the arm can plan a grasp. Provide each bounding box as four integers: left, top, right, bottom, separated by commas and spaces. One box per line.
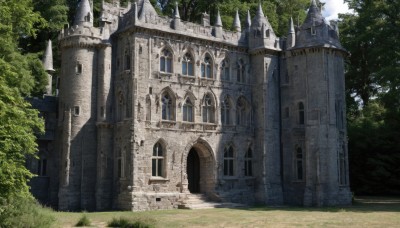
182, 53, 194, 76
221, 96, 231, 125
201, 54, 212, 79
298, 102, 305, 125
160, 49, 172, 73
244, 148, 253, 176
202, 94, 214, 123
295, 146, 304, 180
183, 98, 194, 122
237, 59, 245, 83
162, 93, 174, 121
152, 142, 164, 177
221, 58, 230, 81
236, 97, 246, 126
224, 146, 234, 176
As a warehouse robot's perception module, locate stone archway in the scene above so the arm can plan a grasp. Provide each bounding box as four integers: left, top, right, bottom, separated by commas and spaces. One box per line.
181, 139, 216, 194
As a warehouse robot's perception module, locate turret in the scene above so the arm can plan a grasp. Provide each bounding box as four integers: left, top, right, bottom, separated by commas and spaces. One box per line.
74, 0, 93, 27
233, 9, 241, 32
248, 3, 277, 49
286, 17, 295, 49
139, 0, 158, 21
246, 10, 251, 29
42, 40, 54, 95
172, 2, 182, 30
214, 10, 223, 38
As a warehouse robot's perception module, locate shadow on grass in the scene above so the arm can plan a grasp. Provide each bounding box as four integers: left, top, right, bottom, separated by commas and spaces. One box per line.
237, 196, 400, 213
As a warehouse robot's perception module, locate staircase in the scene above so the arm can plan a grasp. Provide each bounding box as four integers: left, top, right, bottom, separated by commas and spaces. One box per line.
179, 194, 247, 209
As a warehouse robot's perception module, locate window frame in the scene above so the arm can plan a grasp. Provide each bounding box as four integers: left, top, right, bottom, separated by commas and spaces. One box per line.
161, 93, 174, 121
244, 148, 253, 176
152, 142, 165, 177
202, 94, 215, 123
201, 54, 213, 79
182, 53, 194, 76
223, 145, 235, 176
182, 98, 194, 122
160, 48, 173, 73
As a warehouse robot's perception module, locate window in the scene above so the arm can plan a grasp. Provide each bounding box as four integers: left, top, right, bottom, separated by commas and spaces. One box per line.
338, 146, 347, 185
224, 146, 234, 176
236, 97, 246, 126
160, 49, 172, 73
201, 54, 212, 79
221, 96, 231, 125
73, 106, 80, 116
162, 93, 174, 121
202, 94, 214, 123
298, 102, 305, 125
152, 142, 164, 177
183, 98, 194, 122
76, 63, 83, 74
37, 158, 47, 176
221, 58, 230, 81
295, 146, 304, 181
237, 59, 245, 83
146, 96, 151, 121
182, 53, 194, 76
244, 148, 253, 176
117, 149, 125, 179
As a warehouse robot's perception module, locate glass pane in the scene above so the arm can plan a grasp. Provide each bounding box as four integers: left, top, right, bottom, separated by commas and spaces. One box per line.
158, 145, 163, 156
160, 58, 165, 72
188, 63, 193, 76
153, 145, 157, 156
248, 162, 252, 176
188, 106, 193, 122
182, 62, 187, 75
297, 161, 303, 180
158, 159, 163, 176
183, 105, 187, 121
229, 160, 234, 176
224, 160, 228, 175
167, 59, 172, 73
152, 159, 157, 176
201, 64, 205, 77
207, 66, 211, 78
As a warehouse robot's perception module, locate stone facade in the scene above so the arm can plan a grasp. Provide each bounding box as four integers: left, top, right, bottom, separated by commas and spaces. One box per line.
31, 0, 352, 211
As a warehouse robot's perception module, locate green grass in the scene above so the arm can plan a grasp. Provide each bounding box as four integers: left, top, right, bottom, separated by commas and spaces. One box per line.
50, 196, 400, 227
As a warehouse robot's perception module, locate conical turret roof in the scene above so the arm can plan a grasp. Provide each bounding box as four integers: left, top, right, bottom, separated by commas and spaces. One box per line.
74, 0, 93, 26
174, 2, 180, 19
138, 0, 158, 20
251, 3, 273, 32
215, 10, 222, 27
43, 40, 54, 72
233, 9, 241, 31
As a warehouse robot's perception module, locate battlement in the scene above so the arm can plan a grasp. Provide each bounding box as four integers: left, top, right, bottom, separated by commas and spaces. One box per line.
59, 25, 104, 46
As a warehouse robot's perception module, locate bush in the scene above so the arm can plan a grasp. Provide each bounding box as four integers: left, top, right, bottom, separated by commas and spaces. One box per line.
0, 195, 55, 228
108, 217, 156, 228
76, 214, 91, 226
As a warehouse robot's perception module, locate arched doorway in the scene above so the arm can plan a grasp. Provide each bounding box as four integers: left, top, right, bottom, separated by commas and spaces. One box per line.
187, 148, 200, 193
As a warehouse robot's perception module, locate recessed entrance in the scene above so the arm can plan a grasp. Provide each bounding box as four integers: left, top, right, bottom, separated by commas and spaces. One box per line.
187, 148, 200, 193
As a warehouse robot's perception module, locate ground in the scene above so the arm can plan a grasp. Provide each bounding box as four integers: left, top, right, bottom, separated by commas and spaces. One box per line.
49, 196, 400, 227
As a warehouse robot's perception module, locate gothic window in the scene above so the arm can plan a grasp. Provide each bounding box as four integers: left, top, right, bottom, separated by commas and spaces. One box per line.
201, 54, 212, 79
221, 96, 231, 125
221, 58, 230, 81
182, 53, 194, 76
152, 142, 164, 177
224, 145, 234, 176
244, 148, 253, 176
146, 96, 151, 121
183, 98, 194, 122
73, 106, 80, 116
237, 59, 246, 83
160, 49, 172, 73
236, 97, 247, 126
202, 94, 215, 123
295, 146, 304, 181
162, 93, 174, 121
298, 102, 305, 125
338, 146, 347, 185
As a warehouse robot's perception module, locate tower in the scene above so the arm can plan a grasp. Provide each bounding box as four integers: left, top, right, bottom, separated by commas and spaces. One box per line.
42, 40, 55, 95
249, 3, 283, 205
281, 0, 352, 206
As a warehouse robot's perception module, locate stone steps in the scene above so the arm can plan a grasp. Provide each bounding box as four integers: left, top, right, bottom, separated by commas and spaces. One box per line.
179, 194, 247, 209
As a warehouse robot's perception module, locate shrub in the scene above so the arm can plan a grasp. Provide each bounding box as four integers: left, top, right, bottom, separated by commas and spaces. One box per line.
76, 214, 91, 226
108, 217, 156, 228
0, 195, 55, 228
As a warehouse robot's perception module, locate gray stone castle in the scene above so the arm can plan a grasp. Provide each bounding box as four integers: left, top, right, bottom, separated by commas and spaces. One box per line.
27, 0, 352, 211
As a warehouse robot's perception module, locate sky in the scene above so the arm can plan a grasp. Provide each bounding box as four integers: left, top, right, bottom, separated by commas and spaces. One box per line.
322, 0, 353, 21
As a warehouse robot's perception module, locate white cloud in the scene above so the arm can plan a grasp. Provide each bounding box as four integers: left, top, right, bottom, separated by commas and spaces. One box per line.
322, 0, 352, 21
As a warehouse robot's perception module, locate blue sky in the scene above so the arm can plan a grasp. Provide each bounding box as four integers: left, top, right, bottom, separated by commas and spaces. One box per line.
322, 0, 352, 20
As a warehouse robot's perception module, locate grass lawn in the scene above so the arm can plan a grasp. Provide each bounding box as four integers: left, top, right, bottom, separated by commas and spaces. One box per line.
49, 196, 400, 227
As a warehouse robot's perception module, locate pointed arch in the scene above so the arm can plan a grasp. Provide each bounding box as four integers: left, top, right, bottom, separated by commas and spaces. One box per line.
223, 143, 235, 176
160, 87, 176, 121
220, 56, 230, 81
202, 92, 216, 123
201, 52, 214, 79
159, 47, 173, 73
236, 96, 250, 126
221, 95, 233, 125
182, 51, 195, 76
152, 139, 168, 177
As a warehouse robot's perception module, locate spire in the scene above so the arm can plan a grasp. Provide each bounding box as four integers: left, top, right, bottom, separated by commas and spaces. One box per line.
74, 0, 93, 26
215, 9, 222, 27
311, 0, 317, 7
139, 0, 158, 20
233, 9, 241, 32
43, 40, 54, 72
174, 2, 180, 19
246, 10, 251, 28
257, 2, 264, 17
288, 17, 295, 34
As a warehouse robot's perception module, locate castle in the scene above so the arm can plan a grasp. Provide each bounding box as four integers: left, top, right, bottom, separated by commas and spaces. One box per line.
27, 0, 352, 211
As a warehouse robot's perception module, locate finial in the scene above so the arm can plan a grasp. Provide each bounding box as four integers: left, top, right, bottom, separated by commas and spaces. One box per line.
289, 17, 295, 34
246, 10, 251, 28
233, 9, 241, 32
43, 40, 54, 72
215, 9, 222, 27
174, 2, 180, 19
257, 2, 264, 17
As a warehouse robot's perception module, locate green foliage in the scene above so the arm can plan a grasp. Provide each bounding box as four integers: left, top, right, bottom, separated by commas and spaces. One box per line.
76, 214, 92, 226
0, 195, 55, 228
108, 217, 156, 228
